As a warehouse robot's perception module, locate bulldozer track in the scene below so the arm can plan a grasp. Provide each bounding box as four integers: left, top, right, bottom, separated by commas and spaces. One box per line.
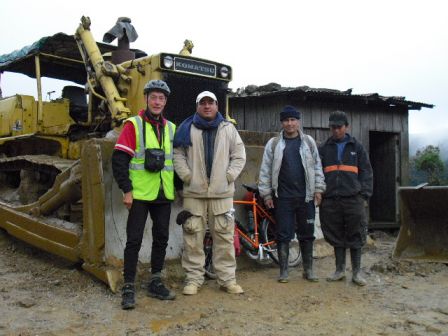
0, 155, 76, 175
0, 154, 76, 169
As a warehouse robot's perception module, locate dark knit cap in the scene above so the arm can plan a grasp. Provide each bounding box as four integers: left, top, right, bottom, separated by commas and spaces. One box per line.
280, 105, 301, 121
329, 110, 349, 126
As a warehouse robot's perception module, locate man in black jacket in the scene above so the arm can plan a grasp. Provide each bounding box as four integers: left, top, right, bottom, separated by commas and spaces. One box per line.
319, 111, 373, 286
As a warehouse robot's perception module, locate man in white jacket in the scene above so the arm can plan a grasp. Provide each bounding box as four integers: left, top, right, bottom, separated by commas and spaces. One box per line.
258, 106, 326, 283
173, 91, 246, 295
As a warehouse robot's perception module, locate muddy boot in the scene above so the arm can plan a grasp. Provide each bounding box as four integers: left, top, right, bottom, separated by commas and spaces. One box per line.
350, 248, 367, 286
301, 241, 319, 282
327, 247, 346, 281
148, 275, 176, 300
121, 282, 135, 310
277, 241, 289, 283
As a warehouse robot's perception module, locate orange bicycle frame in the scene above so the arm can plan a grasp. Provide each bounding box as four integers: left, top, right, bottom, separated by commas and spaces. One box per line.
233, 192, 276, 250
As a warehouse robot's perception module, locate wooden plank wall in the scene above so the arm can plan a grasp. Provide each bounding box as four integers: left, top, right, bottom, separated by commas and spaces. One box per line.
229, 96, 409, 183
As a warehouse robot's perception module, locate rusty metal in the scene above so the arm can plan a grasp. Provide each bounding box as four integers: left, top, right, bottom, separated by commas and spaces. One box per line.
393, 185, 448, 263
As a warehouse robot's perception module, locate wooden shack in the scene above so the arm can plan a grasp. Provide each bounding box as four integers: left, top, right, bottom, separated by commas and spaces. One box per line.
229, 85, 433, 228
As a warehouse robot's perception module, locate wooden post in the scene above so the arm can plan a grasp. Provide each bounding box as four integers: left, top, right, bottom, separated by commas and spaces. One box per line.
35, 54, 43, 125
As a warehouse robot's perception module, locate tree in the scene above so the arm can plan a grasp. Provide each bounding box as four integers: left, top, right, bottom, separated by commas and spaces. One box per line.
413, 145, 445, 185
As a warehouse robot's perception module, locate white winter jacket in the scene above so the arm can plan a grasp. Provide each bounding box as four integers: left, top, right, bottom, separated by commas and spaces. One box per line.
258, 131, 326, 202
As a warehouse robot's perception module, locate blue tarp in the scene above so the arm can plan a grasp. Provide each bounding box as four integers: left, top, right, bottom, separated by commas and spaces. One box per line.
0, 33, 146, 85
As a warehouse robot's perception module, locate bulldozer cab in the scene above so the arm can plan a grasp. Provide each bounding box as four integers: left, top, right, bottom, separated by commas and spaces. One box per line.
0, 32, 149, 155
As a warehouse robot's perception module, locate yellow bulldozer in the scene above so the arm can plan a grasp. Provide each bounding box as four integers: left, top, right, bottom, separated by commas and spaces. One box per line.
0, 16, 233, 292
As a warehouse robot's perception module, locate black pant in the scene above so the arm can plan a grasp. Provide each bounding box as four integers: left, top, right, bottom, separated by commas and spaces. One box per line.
274, 197, 315, 243
320, 195, 367, 249
123, 200, 171, 283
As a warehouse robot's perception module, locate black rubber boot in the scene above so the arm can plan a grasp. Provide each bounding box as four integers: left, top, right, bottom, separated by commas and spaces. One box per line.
327, 247, 346, 281
148, 276, 176, 300
277, 241, 289, 283
301, 241, 319, 282
350, 248, 367, 286
121, 282, 135, 310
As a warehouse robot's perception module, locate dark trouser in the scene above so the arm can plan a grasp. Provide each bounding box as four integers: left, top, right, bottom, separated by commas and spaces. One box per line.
274, 197, 315, 243
320, 195, 367, 249
123, 200, 171, 283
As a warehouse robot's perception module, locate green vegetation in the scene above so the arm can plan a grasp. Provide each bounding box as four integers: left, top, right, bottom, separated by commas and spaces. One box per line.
410, 145, 448, 186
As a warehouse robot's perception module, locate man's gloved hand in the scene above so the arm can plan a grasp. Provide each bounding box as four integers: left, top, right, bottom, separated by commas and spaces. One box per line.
176, 210, 193, 225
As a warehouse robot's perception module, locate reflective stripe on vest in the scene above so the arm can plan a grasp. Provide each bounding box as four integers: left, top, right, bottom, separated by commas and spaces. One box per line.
323, 164, 359, 174
127, 116, 176, 201
133, 115, 174, 160
129, 163, 174, 171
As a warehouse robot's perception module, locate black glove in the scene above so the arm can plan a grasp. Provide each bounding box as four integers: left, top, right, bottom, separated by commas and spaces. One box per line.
176, 210, 193, 225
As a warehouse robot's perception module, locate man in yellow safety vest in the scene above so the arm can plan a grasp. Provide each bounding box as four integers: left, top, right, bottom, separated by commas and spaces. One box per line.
112, 79, 176, 309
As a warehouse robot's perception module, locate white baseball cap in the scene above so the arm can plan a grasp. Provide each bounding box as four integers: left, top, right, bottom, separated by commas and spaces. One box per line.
196, 91, 218, 104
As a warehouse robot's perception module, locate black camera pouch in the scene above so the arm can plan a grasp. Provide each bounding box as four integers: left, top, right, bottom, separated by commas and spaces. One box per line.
141, 116, 166, 172
144, 148, 165, 172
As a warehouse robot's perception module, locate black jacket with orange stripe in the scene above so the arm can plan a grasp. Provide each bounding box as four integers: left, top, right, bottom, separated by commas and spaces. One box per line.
318, 134, 373, 199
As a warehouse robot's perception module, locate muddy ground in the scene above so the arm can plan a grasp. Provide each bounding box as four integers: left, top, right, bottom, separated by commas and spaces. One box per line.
1, 229, 447, 336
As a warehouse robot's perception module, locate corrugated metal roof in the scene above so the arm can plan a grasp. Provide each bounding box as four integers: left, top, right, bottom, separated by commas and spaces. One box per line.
231, 84, 433, 110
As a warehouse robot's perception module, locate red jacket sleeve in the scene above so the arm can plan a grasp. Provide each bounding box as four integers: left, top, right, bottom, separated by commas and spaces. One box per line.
114, 121, 136, 156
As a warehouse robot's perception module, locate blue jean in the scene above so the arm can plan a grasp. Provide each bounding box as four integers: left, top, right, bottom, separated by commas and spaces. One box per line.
274, 197, 315, 243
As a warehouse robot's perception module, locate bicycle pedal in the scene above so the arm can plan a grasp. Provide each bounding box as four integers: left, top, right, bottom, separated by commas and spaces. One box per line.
258, 245, 265, 259
257, 246, 272, 264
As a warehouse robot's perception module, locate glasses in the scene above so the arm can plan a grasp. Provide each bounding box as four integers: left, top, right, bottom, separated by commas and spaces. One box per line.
148, 94, 166, 102
198, 99, 216, 106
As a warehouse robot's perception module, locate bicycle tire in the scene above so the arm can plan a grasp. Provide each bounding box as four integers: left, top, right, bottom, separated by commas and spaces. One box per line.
244, 245, 261, 261
203, 230, 217, 279
261, 218, 302, 267
236, 220, 272, 264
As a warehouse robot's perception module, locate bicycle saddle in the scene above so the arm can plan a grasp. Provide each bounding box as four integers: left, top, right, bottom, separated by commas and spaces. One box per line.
242, 183, 259, 193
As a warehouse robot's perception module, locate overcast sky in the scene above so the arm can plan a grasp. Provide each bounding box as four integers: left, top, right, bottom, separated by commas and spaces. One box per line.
1, 0, 446, 140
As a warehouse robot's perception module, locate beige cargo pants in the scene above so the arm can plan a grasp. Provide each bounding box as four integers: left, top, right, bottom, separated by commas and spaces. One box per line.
182, 197, 236, 287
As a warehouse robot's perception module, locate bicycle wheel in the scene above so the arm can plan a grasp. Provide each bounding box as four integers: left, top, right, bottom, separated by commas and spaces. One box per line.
244, 244, 261, 261
203, 230, 217, 279
235, 220, 272, 264
261, 218, 302, 267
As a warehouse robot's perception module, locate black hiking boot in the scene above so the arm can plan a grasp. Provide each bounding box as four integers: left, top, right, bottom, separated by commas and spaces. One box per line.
148, 276, 176, 300
300, 241, 319, 282
327, 247, 346, 281
121, 282, 135, 310
277, 241, 289, 283
350, 248, 367, 286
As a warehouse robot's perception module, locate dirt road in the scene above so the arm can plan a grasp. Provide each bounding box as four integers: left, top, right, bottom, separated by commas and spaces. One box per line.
1, 230, 447, 336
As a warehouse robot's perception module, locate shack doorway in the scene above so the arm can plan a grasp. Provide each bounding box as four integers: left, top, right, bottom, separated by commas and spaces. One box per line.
369, 131, 400, 228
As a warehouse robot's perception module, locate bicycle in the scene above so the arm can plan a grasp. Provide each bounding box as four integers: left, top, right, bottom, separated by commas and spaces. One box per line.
204, 183, 301, 278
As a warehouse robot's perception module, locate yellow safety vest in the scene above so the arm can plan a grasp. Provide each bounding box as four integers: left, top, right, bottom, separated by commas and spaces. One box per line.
128, 116, 175, 201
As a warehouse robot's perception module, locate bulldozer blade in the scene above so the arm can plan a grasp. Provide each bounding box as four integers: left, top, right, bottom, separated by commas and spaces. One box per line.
81, 262, 122, 293
393, 185, 448, 263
